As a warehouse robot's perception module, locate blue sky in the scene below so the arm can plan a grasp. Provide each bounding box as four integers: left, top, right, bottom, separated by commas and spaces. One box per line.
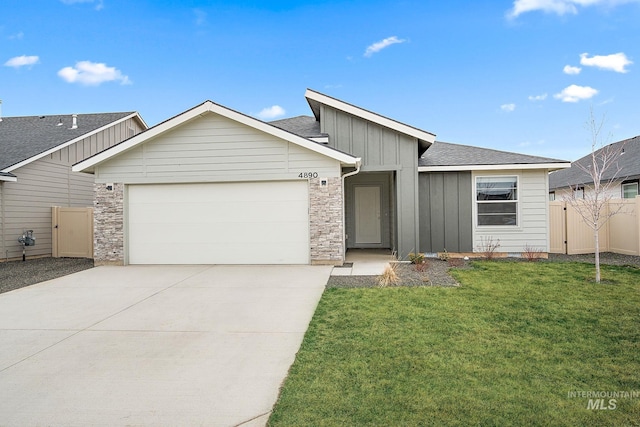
2, 0, 640, 161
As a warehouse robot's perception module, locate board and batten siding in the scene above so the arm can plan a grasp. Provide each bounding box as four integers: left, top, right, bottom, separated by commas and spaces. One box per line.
472, 169, 550, 253
94, 113, 341, 183
0, 117, 145, 260
419, 172, 473, 253
319, 105, 420, 257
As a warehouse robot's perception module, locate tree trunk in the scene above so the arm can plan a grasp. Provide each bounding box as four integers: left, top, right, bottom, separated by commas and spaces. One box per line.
594, 227, 601, 283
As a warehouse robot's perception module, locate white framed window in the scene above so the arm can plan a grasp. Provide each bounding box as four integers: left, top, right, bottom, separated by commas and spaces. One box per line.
622, 181, 638, 199
573, 186, 584, 199
549, 192, 555, 201
476, 176, 518, 226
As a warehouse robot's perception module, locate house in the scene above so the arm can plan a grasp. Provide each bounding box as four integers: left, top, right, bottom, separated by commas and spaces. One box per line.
0, 112, 147, 260
549, 135, 640, 201
73, 89, 570, 265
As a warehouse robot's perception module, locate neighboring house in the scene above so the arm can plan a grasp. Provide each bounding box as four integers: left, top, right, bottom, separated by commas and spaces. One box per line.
549, 135, 640, 201
0, 112, 147, 260
74, 89, 569, 266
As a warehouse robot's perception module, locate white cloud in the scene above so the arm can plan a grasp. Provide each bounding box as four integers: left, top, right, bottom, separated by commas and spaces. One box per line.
553, 84, 598, 102
8, 32, 24, 40
364, 36, 406, 57
256, 105, 286, 120
4, 55, 39, 68
563, 65, 582, 74
507, 0, 640, 18
528, 93, 548, 101
580, 52, 632, 73
60, 0, 104, 10
501, 103, 516, 112
57, 61, 131, 86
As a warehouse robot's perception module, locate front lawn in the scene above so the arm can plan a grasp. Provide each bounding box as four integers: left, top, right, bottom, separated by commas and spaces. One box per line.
269, 261, 640, 426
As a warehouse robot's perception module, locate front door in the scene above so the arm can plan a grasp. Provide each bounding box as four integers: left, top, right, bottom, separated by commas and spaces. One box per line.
354, 185, 382, 245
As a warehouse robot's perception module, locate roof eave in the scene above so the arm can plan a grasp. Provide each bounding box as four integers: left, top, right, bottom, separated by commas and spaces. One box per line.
0, 174, 18, 182
305, 88, 436, 145
418, 162, 572, 172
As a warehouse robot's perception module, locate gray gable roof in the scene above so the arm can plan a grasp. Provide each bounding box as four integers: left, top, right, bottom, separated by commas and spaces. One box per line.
269, 115, 324, 138
420, 141, 568, 167
0, 112, 135, 171
549, 135, 640, 190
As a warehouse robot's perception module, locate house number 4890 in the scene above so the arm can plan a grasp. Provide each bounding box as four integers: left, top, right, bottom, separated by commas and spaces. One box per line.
298, 172, 319, 179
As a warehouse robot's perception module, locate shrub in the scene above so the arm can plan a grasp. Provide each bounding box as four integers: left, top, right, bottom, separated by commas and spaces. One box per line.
377, 263, 399, 287
408, 252, 425, 264
476, 236, 501, 260
523, 244, 544, 262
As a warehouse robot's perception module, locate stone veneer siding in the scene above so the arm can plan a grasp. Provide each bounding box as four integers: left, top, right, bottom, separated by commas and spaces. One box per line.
94, 182, 124, 265
309, 176, 344, 265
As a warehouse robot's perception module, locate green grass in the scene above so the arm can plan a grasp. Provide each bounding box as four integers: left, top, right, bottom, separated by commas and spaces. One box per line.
269, 261, 640, 426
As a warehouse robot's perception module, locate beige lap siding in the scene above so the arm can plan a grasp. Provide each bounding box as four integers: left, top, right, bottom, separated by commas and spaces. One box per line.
309, 176, 344, 264
94, 183, 125, 265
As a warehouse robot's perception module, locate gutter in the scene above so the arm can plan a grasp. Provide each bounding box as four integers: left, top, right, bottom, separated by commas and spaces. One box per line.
340, 158, 362, 262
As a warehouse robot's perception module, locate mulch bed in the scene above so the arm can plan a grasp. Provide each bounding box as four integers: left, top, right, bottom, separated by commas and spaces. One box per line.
327, 259, 468, 288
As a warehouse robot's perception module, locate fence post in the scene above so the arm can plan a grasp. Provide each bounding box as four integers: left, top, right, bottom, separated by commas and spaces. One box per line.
637, 196, 640, 255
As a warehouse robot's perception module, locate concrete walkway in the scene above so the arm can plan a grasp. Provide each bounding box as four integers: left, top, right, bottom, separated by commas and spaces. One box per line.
331, 249, 394, 276
0, 265, 331, 427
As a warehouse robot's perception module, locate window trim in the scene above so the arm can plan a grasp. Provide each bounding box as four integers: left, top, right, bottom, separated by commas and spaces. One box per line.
621, 180, 639, 199
475, 175, 519, 228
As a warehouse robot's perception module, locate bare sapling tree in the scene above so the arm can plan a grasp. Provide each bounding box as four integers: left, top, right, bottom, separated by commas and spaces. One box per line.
566, 109, 626, 283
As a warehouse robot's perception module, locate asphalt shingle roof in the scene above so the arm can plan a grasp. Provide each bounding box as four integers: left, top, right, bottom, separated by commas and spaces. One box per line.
269, 115, 324, 138
0, 112, 135, 171
549, 135, 640, 189
420, 141, 568, 167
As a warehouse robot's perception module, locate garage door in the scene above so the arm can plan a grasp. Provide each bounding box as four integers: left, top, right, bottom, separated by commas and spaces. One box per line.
127, 181, 309, 264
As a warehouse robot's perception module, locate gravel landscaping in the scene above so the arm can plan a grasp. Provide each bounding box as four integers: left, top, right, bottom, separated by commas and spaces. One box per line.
0, 257, 94, 294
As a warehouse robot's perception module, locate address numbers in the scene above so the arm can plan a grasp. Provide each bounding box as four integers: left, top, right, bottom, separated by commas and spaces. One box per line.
298, 172, 319, 179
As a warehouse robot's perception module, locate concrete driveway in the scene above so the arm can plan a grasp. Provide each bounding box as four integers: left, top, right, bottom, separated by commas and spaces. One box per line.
0, 264, 331, 427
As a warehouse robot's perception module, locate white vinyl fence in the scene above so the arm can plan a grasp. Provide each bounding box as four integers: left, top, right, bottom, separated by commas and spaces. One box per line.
549, 198, 640, 255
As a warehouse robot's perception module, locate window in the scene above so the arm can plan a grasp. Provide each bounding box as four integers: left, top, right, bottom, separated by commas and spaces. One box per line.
573, 186, 584, 199
622, 181, 638, 199
549, 192, 555, 201
476, 176, 518, 226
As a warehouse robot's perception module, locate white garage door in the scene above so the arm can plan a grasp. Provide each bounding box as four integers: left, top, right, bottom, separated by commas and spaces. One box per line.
127, 181, 310, 264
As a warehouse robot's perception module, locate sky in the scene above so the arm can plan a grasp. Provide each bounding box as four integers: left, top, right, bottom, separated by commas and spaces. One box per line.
2, 0, 640, 161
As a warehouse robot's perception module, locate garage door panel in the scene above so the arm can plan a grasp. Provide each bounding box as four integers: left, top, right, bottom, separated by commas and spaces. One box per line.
128, 182, 310, 264
131, 221, 308, 244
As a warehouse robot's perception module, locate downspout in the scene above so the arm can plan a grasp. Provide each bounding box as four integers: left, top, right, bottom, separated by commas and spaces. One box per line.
341, 159, 362, 262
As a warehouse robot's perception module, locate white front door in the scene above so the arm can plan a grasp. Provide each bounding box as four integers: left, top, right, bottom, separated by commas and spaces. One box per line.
354, 185, 382, 245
